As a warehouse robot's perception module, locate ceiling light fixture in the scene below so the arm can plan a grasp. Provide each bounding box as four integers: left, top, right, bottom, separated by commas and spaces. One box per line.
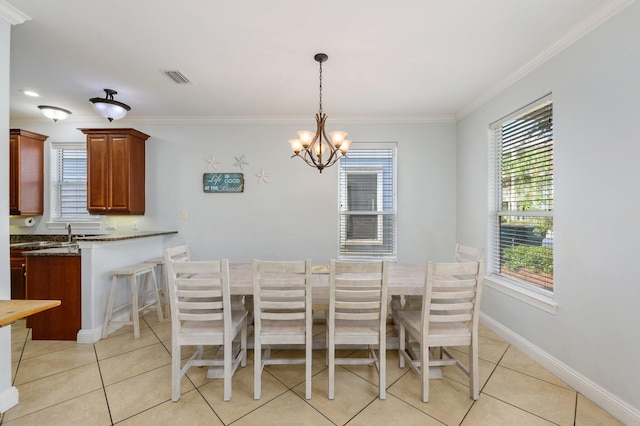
89, 88, 131, 122
38, 105, 71, 122
288, 53, 351, 173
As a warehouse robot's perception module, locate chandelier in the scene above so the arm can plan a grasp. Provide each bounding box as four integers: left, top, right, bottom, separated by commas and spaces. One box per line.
89, 88, 131, 122
288, 53, 351, 173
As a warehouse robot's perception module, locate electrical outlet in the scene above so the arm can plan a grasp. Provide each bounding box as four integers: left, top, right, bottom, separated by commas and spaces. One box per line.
181, 210, 188, 220
106, 221, 117, 230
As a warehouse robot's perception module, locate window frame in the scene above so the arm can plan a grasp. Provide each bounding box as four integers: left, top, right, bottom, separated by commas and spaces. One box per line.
48, 141, 101, 227
488, 94, 554, 298
338, 142, 397, 261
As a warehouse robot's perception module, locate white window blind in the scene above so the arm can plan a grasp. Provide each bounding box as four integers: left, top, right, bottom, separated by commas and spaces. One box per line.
51, 143, 95, 221
338, 143, 397, 260
489, 95, 554, 292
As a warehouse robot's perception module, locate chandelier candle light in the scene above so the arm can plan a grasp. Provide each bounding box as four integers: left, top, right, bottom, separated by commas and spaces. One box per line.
288, 53, 351, 173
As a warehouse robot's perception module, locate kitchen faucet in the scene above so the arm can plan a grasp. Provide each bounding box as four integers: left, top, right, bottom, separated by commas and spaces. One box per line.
66, 223, 72, 243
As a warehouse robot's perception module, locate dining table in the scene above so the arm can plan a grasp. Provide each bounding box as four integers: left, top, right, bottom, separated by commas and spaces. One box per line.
206, 262, 440, 378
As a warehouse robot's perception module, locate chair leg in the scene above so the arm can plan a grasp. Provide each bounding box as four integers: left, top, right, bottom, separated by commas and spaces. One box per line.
224, 336, 232, 401
254, 334, 261, 400
379, 337, 386, 400
171, 340, 181, 401
148, 269, 164, 322
398, 321, 405, 368
305, 331, 312, 399
470, 340, 479, 400
421, 341, 429, 403
131, 275, 140, 339
328, 334, 335, 400
241, 321, 247, 368
102, 275, 118, 339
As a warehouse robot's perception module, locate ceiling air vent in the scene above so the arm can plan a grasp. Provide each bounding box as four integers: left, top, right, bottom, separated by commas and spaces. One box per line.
161, 70, 192, 84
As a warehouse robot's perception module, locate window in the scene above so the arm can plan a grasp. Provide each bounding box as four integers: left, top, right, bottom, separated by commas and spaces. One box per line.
50, 142, 95, 221
338, 143, 397, 260
489, 95, 554, 293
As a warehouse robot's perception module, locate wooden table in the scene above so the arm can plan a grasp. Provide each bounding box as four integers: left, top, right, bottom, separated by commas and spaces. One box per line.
228, 262, 426, 296
0, 299, 61, 327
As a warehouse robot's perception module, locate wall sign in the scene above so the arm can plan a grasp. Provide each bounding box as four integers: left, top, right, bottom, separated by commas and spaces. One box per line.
203, 173, 244, 193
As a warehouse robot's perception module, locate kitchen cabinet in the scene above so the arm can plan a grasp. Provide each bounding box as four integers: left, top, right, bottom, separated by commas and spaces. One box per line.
26, 254, 81, 340
10, 249, 26, 299
9, 129, 48, 216
79, 128, 150, 215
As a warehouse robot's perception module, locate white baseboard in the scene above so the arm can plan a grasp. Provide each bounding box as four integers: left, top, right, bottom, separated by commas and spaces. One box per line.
481, 313, 640, 425
0, 386, 19, 413
77, 328, 102, 344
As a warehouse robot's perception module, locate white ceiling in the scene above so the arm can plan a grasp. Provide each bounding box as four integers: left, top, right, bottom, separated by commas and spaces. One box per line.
5, 0, 626, 122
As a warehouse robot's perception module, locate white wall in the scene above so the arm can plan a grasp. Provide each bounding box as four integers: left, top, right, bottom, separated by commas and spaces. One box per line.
1, 17, 18, 413
457, 1, 640, 415
8, 119, 458, 265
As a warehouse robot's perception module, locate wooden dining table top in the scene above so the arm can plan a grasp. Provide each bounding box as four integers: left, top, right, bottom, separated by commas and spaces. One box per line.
0, 299, 61, 327
227, 262, 426, 296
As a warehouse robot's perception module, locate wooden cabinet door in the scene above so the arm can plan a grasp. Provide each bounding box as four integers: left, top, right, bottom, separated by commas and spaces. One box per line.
107, 135, 131, 212
9, 135, 19, 214
87, 134, 110, 213
10, 251, 26, 300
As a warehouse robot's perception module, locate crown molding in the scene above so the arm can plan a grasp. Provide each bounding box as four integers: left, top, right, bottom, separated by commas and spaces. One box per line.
456, 0, 636, 120
0, 1, 30, 25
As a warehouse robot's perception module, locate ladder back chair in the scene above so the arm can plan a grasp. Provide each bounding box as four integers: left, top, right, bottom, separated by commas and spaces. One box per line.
252, 259, 313, 399
327, 259, 389, 400
397, 261, 483, 402
165, 258, 247, 401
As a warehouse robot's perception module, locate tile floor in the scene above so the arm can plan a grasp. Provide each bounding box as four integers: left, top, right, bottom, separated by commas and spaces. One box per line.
2, 314, 624, 425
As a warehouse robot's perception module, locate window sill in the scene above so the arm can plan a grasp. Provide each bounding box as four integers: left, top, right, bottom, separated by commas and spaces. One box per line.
484, 275, 558, 314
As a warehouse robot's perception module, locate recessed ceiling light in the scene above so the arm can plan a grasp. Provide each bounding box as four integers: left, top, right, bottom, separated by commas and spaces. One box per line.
23, 90, 40, 97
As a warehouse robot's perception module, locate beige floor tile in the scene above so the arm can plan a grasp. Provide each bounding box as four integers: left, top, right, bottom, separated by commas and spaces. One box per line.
3, 363, 103, 421
14, 343, 97, 385
341, 348, 405, 391
106, 364, 194, 423
198, 362, 286, 424
462, 394, 556, 425
388, 371, 475, 425
293, 368, 381, 425
499, 346, 572, 390
99, 342, 171, 386
349, 393, 443, 425
1, 389, 111, 426
438, 347, 498, 391
21, 338, 81, 360
94, 326, 160, 360
147, 319, 172, 342
483, 365, 576, 426
575, 394, 624, 426
451, 335, 509, 364
233, 391, 333, 426
261, 349, 327, 389
118, 389, 223, 426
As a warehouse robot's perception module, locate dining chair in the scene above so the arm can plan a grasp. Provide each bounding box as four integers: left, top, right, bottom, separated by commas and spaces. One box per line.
454, 243, 483, 263
327, 259, 389, 400
397, 260, 483, 402
252, 259, 313, 399
165, 258, 247, 401
165, 243, 191, 262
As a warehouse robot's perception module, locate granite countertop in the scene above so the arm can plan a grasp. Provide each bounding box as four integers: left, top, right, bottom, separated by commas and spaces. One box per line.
23, 245, 81, 257
11, 231, 177, 256
75, 231, 177, 242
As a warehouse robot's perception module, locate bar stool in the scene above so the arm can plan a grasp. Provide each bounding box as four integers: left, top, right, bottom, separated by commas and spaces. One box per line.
147, 256, 169, 316
102, 262, 164, 339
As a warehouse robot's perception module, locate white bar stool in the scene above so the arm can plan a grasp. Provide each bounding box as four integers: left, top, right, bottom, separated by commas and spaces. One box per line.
102, 262, 164, 339
147, 256, 169, 316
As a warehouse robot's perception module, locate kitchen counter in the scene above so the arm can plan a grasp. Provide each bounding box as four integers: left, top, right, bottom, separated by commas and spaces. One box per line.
23, 245, 80, 256
75, 231, 177, 242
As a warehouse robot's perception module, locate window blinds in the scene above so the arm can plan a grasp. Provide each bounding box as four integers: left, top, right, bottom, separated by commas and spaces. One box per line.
55, 148, 94, 220
338, 144, 397, 260
491, 98, 554, 292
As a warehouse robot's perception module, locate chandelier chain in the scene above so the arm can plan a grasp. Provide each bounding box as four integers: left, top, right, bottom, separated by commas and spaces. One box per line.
318, 60, 323, 115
